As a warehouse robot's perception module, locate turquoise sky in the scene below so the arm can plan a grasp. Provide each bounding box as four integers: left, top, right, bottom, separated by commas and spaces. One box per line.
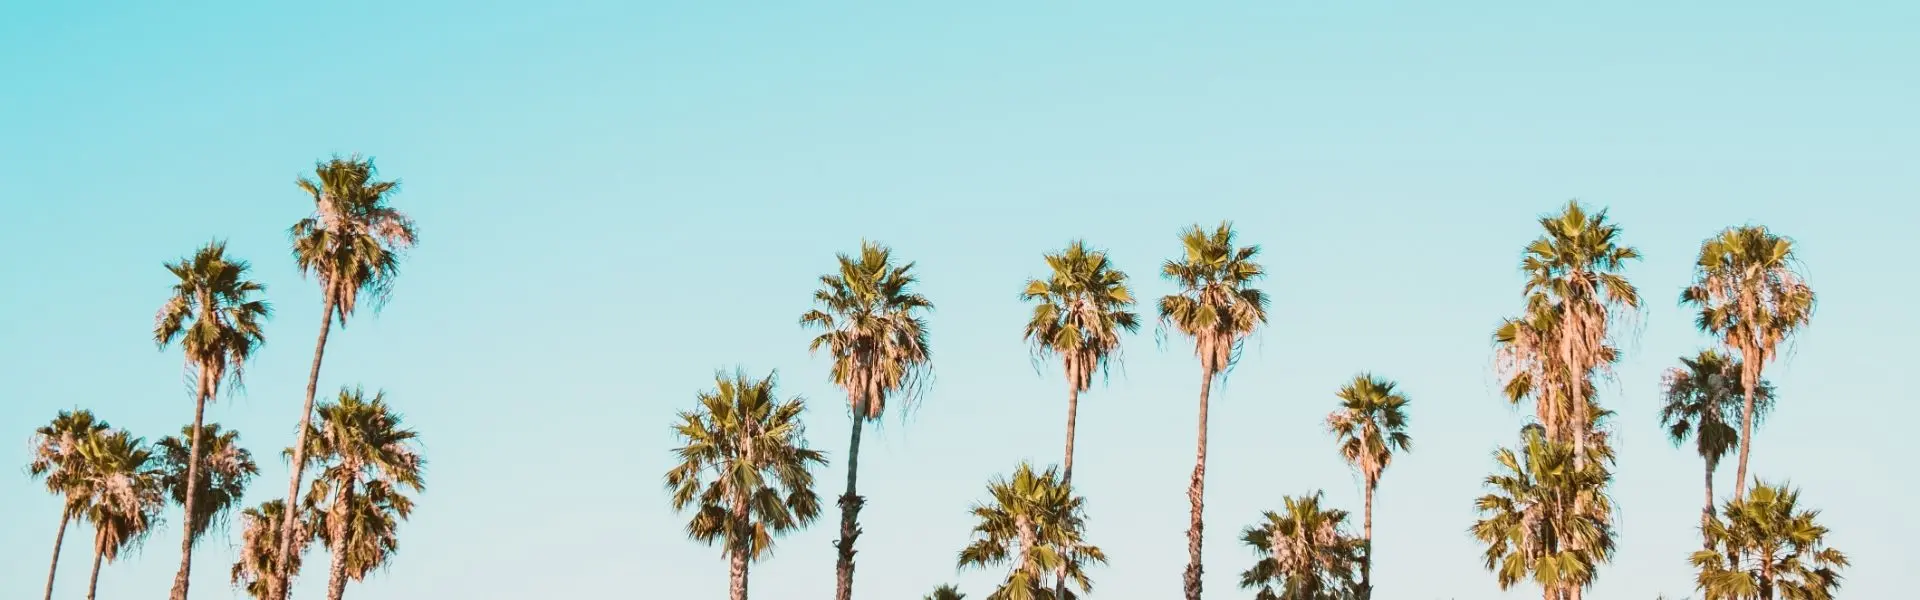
4, 2, 1916, 599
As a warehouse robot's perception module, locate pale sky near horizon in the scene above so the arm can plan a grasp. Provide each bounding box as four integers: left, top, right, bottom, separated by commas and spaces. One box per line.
3, 2, 1917, 599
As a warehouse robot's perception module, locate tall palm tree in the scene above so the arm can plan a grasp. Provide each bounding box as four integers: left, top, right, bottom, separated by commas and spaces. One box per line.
274, 155, 416, 600
1659, 350, 1773, 534
1519, 201, 1641, 464
74, 430, 165, 600
664, 370, 827, 600
1325, 374, 1412, 599
1471, 428, 1615, 600
800, 240, 934, 600
1238, 491, 1364, 600
1021, 239, 1140, 483
925, 584, 967, 600
27, 409, 111, 600
1157, 221, 1269, 600
157, 423, 259, 545
232, 500, 311, 600
1691, 482, 1847, 600
1681, 226, 1815, 501
296, 387, 425, 600
155, 240, 270, 600
957, 462, 1106, 600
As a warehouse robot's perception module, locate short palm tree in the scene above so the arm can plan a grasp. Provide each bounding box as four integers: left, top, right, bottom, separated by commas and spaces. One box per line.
1471, 428, 1615, 600
1239, 491, 1364, 600
275, 155, 417, 600
155, 240, 270, 600
1021, 239, 1139, 482
296, 387, 425, 600
957, 462, 1106, 600
74, 430, 165, 600
27, 409, 111, 600
1157, 221, 1268, 600
232, 500, 311, 600
1519, 201, 1640, 465
1659, 350, 1773, 532
1680, 226, 1815, 501
1325, 374, 1412, 598
665, 370, 827, 600
157, 423, 259, 545
1691, 482, 1847, 600
925, 584, 967, 600
800, 240, 933, 600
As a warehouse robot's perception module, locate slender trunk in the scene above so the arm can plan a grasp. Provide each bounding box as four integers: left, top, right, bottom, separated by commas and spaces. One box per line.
43, 508, 70, 600
833, 415, 865, 600
1182, 369, 1214, 600
170, 371, 211, 600
1056, 385, 1081, 600
729, 471, 751, 600
87, 528, 105, 600
325, 478, 353, 600
1702, 457, 1717, 548
1731, 344, 1760, 501
275, 294, 336, 600
1361, 480, 1375, 600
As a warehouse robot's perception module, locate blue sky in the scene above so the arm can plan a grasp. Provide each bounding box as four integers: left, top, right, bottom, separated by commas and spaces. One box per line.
3, 2, 1916, 598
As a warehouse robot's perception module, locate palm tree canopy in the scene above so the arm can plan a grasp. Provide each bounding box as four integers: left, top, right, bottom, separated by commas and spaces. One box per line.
154, 240, 271, 388
298, 387, 425, 577
1239, 492, 1363, 600
28, 409, 112, 512
1157, 222, 1268, 375
665, 370, 827, 559
1326, 374, 1413, 486
1691, 482, 1848, 600
1659, 350, 1774, 465
924, 584, 967, 600
308, 477, 411, 581
1470, 429, 1615, 594
232, 500, 312, 600
74, 430, 166, 563
1521, 200, 1643, 317
1022, 240, 1140, 391
157, 423, 260, 544
800, 240, 935, 419
1680, 226, 1816, 363
957, 462, 1106, 600
291, 154, 417, 322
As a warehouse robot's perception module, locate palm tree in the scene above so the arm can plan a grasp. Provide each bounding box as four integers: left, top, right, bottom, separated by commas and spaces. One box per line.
157, 423, 260, 545
1471, 428, 1615, 600
1021, 239, 1140, 482
800, 240, 934, 600
1157, 221, 1269, 600
296, 387, 425, 600
1691, 482, 1847, 599
1325, 374, 1412, 599
1519, 201, 1641, 465
74, 430, 165, 600
957, 462, 1106, 600
925, 584, 968, 600
1659, 350, 1773, 535
274, 155, 416, 600
664, 370, 827, 600
232, 500, 311, 600
1680, 226, 1815, 501
1238, 492, 1364, 600
27, 409, 111, 600
155, 240, 270, 600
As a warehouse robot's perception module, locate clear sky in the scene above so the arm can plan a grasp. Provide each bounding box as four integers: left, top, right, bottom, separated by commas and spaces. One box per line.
3, 2, 1916, 599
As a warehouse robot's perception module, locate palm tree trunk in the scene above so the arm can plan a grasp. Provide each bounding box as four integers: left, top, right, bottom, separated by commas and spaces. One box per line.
1182, 369, 1214, 600
87, 528, 105, 600
1056, 385, 1082, 600
728, 546, 748, 600
170, 372, 211, 600
1731, 346, 1760, 501
326, 481, 354, 600
275, 293, 336, 600
834, 415, 865, 600
1361, 480, 1375, 600
1702, 457, 1717, 547
43, 508, 70, 600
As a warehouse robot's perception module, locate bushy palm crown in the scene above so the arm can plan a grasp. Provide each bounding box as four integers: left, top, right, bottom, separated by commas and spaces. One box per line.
309, 478, 411, 581
1493, 305, 1619, 440
1239, 492, 1363, 600
75, 430, 166, 563
1680, 226, 1816, 366
1517, 201, 1640, 457
298, 388, 425, 577
1022, 240, 1139, 391
665, 371, 827, 559
1471, 429, 1615, 596
957, 462, 1106, 600
925, 584, 967, 600
28, 410, 112, 514
232, 500, 310, 600
1327, 375, 1412, 488
1157, 222, 1268, 375
1660, 351, 1772, 476
292, 155, 416, 321
800, 241, 934, 419
1691, 483, 1848, 600
153, 241, 271, 389
157, 424, 259, 545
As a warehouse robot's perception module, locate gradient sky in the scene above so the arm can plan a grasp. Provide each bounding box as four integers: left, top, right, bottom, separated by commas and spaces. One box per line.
4, 2, 1916, 599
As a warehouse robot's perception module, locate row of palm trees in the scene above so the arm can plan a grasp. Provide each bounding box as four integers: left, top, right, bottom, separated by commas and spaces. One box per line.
667, 201, 1849, 600
22, 155, 425, 600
